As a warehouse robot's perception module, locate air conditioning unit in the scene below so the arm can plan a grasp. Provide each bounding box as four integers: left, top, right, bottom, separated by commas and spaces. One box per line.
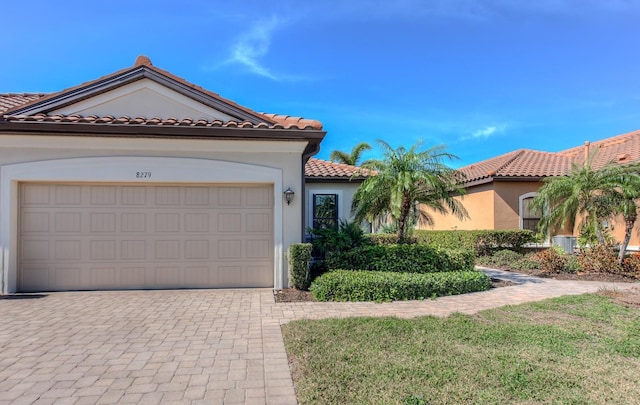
552, 235, 577, 254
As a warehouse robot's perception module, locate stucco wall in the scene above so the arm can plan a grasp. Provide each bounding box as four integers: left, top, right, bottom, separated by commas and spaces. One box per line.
493, 181, 542, 230
0, 133, 308, 292
420, 183, 495, 230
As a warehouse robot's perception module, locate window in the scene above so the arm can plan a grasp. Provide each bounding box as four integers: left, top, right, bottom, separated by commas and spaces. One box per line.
312, 194, 338, 229
519, 193, 541, 232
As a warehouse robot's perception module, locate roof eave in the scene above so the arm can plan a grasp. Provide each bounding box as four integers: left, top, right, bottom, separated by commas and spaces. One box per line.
305, 176, 367, 183
462, 175, 549, 188
0, 120, 326, 143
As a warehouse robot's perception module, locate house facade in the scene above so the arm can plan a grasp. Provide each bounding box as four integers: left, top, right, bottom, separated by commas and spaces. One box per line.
0, 56, 340, 293
423, 131, 640, 249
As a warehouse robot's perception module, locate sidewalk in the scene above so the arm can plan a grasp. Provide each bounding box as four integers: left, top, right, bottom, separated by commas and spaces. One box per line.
267, 268, 638, 323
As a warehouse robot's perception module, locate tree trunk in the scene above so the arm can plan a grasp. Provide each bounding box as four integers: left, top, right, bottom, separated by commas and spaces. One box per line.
618, 217, 636, 264
592, 213, 605, 245
397, 194, 413, 243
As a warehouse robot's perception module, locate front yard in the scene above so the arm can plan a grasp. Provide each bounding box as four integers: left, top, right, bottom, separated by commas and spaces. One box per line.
283, 290, 640, 404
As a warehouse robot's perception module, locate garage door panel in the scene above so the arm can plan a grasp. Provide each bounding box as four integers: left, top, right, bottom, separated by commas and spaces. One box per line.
91, 213, 117, 233
22, 212, 50, 233
89, 267, 118, 289
21, 240, 50, 261
247, 265, 273, 287
21, 265, 50, 291
19, 183, 273, 291
120, 267, 146, 288
54, 266, 83, 289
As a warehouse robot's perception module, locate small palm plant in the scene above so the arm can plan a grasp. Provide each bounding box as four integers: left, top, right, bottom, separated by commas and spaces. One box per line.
352, 140, 468, 242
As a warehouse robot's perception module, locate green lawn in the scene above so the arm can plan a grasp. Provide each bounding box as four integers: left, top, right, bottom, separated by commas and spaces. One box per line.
283, 294, 640, 404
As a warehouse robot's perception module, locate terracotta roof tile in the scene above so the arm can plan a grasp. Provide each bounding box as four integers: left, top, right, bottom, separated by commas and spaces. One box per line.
0, 93, 48, 114
460, 130, 640, 185
1, 56, 323, 131
558, 129, 640, 169
2, 113, 322, 130
305, 158, 371, 179
260, 114, 323, 131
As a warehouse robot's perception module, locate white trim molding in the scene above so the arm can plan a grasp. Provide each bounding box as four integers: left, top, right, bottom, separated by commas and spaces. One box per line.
1, 156, 285, 293
518, 192, 539, 230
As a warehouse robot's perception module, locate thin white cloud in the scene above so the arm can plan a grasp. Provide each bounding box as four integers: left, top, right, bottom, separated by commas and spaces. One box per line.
461, 124, 508, 141
227, 16, 281, 81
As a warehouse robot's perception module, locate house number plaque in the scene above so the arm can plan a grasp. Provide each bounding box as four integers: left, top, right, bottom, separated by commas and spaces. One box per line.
136, 171, 152, 179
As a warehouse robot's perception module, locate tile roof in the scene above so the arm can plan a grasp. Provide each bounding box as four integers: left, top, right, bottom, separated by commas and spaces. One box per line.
2, 113, 322, 130
1, 56, 323, 131
460, 130, 640, 185
0, 93, 48, 114
305, 158, 371, 180
558, 129, 640, 168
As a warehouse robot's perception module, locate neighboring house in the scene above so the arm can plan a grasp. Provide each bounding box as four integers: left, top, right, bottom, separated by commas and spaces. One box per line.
423, 131, 640, 249
0, 56, 334, 293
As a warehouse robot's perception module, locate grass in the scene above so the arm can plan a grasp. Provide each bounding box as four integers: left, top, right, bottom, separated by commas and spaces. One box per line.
282, 293, 640, 404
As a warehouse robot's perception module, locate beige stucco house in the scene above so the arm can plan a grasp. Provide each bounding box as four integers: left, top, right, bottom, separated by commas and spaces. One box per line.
423, 131, 640, 250
0, 56, 364, 293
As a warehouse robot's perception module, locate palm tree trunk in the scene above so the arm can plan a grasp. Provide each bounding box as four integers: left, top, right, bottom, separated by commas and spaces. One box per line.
397, 194, 413, 243
591, 213, 605, 245
618, 217, 636, 264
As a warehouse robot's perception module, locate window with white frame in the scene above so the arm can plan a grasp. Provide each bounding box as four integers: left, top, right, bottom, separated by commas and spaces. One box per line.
519, 192, 541, 232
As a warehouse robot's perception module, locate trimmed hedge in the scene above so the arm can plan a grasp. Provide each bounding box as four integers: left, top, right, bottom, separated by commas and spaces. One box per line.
413, 230, 538, 255
366, 234, 418, 245
310, 270, 491, 302
288, 243, 313, 290
326, 244, 474, 274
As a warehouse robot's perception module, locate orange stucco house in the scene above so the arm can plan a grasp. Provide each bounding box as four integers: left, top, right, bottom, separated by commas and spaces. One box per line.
423, 130, 640, 250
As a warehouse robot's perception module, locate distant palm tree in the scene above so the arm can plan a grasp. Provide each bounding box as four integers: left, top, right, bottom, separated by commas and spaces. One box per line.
329, 142, 371, 166
352, 140, 468, 241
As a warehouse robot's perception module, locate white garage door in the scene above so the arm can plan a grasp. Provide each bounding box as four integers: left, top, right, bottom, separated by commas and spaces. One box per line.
19, 183, 274, 292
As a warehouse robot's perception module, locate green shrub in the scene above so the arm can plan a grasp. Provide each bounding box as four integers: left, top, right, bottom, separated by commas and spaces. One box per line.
326, 244, 474, 274
565, 254, 581, 273
412, 230, 538, 256
476, 249, 524, 267
309, 220, 370, 259
367, 234, 418, 245
288, 243, 313, 290
310, 270, 491, 302
510, 254, 542, 271
578, 245, 623, 274
535, 246, 568, 273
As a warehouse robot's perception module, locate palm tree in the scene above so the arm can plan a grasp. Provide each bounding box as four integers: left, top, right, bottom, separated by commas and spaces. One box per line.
329, 142, 371, 166
599, 165, 640, 263
351, 140, 468, 241
531, 153, 639, 251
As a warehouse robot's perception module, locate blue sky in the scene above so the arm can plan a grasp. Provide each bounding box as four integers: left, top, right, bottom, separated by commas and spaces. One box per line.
3, 0, 640, 167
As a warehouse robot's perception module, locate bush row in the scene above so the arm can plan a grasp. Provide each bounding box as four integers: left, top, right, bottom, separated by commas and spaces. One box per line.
366, 234, 418, 245
310, 270, 491, 302
326, 244, 475, 274
411, 230, 538, 256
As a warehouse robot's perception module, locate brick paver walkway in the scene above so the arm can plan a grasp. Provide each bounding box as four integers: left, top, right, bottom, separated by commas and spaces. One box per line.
0, 269, 636, 404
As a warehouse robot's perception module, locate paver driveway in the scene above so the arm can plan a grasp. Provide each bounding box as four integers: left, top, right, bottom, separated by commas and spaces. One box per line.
0, 289, 294, 405
0, 270, 637, 404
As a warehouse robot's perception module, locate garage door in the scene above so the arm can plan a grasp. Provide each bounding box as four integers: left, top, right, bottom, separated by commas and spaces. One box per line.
19, 183, 273, 292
